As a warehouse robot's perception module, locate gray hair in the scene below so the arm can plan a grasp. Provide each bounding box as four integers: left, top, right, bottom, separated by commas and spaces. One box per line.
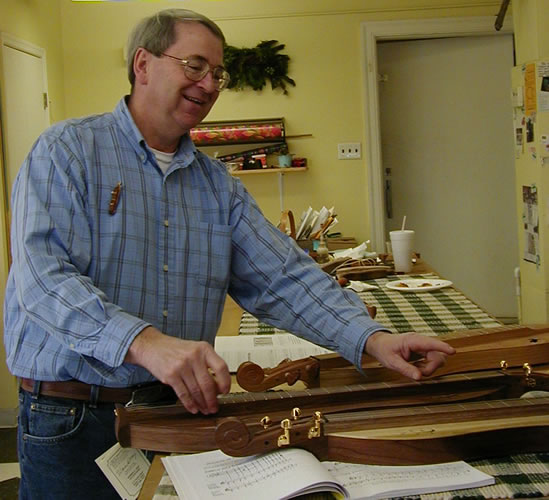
126, 9, 225, 87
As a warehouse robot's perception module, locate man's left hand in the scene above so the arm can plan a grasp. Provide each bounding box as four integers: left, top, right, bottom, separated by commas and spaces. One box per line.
365, 331, 456, 380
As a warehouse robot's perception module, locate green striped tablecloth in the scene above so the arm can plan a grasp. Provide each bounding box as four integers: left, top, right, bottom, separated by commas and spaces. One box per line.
152, 453, 549, 499
239, 273, 501, 337
151, 275, 548, 500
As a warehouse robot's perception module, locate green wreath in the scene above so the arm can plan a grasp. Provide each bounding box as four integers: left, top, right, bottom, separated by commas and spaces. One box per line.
224, 40, 296, 95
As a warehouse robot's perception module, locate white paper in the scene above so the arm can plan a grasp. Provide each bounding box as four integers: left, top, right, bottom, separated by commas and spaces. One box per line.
95, 443, 150, 500
347, 280, 378, 292
215, 333, 334, 372
296, 207, 313, 240
162, 448, 346, 500
539, 89, 549, 112
162, 449, 495, 500
332, 241, 370, 259
323, 460, 495, 500
310, 206, 330, 234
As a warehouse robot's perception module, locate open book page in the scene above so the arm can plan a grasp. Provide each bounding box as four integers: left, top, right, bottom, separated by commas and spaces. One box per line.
323, 460, 495, 500
214, 333, 333, 372
162, 448, 348, 500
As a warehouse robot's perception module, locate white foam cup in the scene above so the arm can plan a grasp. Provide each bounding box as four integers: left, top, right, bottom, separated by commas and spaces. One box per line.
389, 230, 415, 273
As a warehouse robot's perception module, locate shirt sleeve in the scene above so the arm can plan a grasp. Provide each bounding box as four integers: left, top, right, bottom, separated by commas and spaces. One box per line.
226, 179, 389, 369
9, 131, 149, 372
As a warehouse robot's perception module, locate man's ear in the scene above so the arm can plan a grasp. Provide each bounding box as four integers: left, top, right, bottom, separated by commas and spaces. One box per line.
133, 47, 150, 85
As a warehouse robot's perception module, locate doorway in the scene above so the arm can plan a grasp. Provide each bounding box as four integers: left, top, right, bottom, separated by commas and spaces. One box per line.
362, 18, 517, 320
378, 34, 516, 319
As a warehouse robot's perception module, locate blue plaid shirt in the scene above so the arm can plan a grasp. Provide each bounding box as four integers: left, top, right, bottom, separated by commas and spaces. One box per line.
4, 98, 386, 387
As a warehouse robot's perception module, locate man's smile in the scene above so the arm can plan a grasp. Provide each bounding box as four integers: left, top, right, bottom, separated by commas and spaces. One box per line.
184, 94, 206, 105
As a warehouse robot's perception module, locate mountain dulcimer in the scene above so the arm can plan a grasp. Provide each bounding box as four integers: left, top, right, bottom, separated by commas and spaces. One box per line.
215, 395, 549, 465
115, 364, 549, 458
236, 324, 549, 391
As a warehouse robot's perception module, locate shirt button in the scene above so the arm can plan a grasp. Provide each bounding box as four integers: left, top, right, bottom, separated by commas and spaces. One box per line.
69, 343, 75, 349
164, 220, 169, 227
163, 264, 168, 272
162, 310, 168, 317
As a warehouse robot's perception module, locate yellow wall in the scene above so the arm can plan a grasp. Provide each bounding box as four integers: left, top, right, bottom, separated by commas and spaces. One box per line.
513, 0, 549, 62
59, 0, 501, 238
0, 0, 66, 415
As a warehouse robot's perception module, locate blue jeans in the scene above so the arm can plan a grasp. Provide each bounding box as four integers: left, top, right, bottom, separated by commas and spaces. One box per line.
17, 384, 120, 500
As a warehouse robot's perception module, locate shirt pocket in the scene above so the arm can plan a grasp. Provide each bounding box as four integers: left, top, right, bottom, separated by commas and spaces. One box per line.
192, 222, 232, 290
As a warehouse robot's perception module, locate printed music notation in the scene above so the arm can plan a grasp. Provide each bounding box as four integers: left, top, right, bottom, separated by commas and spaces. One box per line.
202, 453, 296, 494
162, 447, 494, 500
323, 460, 494, 498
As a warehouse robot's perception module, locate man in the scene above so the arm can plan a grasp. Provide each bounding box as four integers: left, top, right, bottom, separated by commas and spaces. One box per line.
4, 9, 454, 499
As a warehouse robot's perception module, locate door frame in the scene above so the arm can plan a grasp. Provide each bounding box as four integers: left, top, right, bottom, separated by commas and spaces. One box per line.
361, 16, 513, 253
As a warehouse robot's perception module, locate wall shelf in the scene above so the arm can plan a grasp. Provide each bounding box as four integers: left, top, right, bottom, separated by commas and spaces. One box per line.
192, 117, 310, 212
231, 167, 307, 176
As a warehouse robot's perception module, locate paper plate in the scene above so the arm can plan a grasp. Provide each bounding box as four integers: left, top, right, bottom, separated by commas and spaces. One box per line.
386, 279, 452, 292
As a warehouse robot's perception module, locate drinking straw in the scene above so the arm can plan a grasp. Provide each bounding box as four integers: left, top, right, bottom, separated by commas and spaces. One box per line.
401, 215, 407, 231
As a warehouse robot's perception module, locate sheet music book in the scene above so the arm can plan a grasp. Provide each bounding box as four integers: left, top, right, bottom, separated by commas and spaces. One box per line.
214, 333, 333, 372
162, 448, 494, 500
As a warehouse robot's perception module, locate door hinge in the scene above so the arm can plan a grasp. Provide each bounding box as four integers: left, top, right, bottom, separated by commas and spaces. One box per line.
43, 92, 48, 110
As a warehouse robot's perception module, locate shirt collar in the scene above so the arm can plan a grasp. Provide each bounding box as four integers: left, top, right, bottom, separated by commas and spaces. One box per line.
113, 97, 198, 169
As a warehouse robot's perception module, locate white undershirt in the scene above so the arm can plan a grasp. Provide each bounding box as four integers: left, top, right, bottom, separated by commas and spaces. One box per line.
149, 147, 176, 174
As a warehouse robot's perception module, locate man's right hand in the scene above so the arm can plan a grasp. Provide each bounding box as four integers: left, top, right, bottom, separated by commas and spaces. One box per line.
124, 326, 231, 414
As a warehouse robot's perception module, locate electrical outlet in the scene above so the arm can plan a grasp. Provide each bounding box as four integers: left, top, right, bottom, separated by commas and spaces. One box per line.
338, 142, 361, 160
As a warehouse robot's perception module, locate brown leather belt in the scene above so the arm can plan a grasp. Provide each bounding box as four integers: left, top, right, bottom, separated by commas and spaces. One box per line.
20, 378, 134, 404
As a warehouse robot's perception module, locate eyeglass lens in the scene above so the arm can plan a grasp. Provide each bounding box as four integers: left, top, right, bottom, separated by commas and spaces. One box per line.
183, 56, 230, 90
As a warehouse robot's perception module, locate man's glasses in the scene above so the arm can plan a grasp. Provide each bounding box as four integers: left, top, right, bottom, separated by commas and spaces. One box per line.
161, 53, 230, 91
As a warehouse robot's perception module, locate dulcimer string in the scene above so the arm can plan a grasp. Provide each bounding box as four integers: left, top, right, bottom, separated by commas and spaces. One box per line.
122, 368, 539, 417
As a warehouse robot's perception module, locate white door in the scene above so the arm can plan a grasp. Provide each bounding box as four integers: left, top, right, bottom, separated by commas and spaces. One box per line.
0, 35, 49, 415
378, 35, 517, 320
1, 33, 50, 198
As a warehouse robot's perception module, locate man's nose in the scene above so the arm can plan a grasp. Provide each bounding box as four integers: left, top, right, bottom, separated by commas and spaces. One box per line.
196, 70, 218, 93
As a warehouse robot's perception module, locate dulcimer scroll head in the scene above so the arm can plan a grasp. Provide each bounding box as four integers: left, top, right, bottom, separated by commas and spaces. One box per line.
214, 417, 252, 454
236, 361, 266, 390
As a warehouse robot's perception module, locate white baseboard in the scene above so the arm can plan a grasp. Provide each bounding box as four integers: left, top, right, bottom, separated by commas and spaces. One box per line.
0, 407, 18, 428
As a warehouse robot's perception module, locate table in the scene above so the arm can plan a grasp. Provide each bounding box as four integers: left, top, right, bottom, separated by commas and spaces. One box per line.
139, 260, 549, 499
217, 260, 449, 337
239, 271, 501, 337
